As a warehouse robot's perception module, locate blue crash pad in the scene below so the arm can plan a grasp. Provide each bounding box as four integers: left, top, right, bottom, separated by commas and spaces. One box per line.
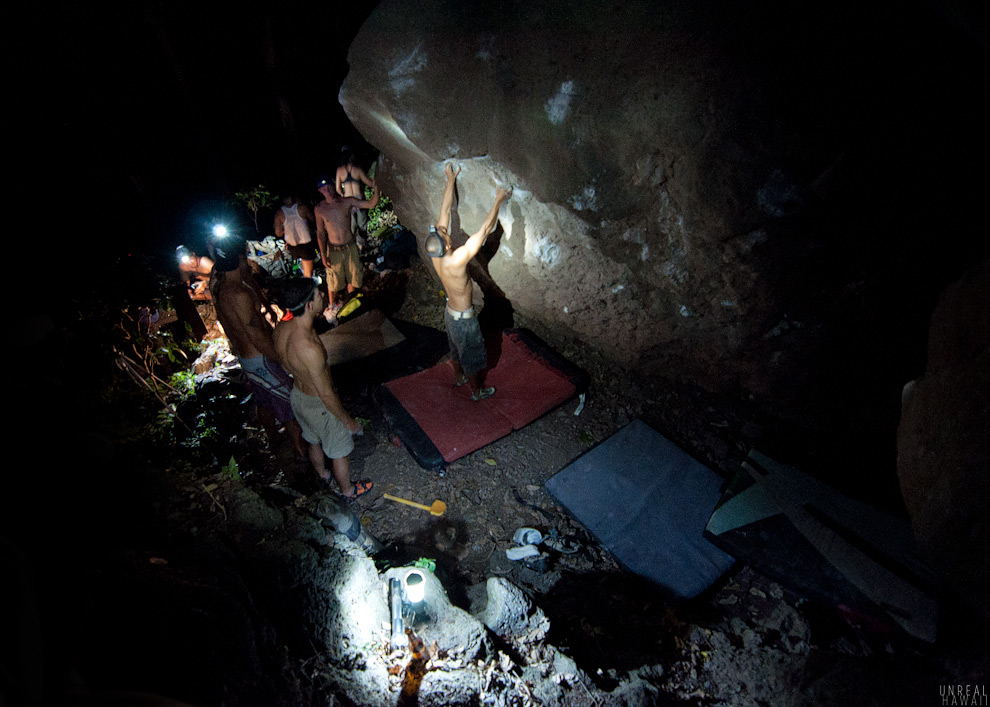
546, 419, 735, 599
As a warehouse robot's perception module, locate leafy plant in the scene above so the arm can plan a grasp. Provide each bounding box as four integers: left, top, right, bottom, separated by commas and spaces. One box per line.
412, 558, 436, 573
157, 332, 192, 366
221, 456, 240, 480
234, 184, 278, 233
184, 411, 219, 448
366, 194, 396, 239
168, 369, 196, 399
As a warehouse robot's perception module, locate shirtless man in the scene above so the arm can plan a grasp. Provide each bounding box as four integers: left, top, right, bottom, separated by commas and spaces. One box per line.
426, 163, 512, 401
335, 146, 376, 237
274, 194, 316, 278
314, 176, 379, 316
209, 237, 305, 458
273, 277, 371, 501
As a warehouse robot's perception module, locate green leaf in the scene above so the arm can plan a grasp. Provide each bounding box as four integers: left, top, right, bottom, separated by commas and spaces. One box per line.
222, 456, 240, 480
413, 557, 436, 572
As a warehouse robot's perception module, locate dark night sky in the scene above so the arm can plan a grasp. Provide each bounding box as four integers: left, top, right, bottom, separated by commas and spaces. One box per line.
10, 0, 987, 299
13, 1, 380, 280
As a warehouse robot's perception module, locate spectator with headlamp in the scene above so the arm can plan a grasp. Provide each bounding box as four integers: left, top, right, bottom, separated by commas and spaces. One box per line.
314, 175, 379, 320
175, 245, 214, 300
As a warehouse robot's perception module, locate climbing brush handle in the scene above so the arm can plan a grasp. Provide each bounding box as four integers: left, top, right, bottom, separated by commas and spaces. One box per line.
383, 493, 431, 511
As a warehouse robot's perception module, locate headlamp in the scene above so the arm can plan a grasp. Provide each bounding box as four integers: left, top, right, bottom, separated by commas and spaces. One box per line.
425, 226, 446, 258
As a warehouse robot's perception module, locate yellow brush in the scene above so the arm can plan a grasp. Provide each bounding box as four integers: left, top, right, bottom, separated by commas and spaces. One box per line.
338, 294, 362, 318
383, 493, 447, 517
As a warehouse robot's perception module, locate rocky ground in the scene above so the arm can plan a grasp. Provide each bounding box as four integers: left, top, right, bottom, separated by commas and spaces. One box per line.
24, 253, 981, 706
152, 256, 986, 706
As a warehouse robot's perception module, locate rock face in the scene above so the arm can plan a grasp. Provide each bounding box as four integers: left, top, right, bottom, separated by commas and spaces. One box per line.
341, 1, 781, 384
897, 260, 990, 627
340, 0, 983, 433
483, 577, 551, 646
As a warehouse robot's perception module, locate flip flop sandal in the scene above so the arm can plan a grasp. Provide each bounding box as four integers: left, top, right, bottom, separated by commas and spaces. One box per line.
543, 535, 580, 554
341, 480, 373, 503
505, 544, 541, 561
471, 386, 496, 401
512, 527, 544, 545
523, 551, 550, 573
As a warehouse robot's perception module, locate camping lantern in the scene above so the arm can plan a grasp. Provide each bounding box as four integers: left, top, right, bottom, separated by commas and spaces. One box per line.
404, 569, 426, 604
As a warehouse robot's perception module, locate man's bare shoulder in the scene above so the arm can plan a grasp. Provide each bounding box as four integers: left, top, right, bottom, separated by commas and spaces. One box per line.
279, 323, 321, 353
214, 276, 248, 304
443, 243, 474, 270
319, 199, 346, 214
224, 279, 257, 306
288, 330, 328, 378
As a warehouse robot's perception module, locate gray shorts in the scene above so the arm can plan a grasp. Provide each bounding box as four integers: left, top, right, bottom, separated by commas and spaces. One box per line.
445, 306, 487, 376
239, 355, 295, 423
289, 387, 354, 459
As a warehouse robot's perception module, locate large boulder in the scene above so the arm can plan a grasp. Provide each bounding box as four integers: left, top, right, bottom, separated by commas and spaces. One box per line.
342, 1, 784, 385
340, 0, 981, 435
897, 260, 990, 627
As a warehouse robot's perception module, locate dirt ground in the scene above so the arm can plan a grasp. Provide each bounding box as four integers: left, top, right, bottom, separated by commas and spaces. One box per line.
191, 256, 984, 705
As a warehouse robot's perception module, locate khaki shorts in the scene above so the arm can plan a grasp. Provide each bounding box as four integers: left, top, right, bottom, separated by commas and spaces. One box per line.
324, 241, 362, 293
290, 387, 354, 459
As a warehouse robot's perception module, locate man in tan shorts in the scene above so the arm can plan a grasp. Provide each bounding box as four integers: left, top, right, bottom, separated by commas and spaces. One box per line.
273, 277, 371, 501
314, 176, 379, 318
426, 163, 512, 400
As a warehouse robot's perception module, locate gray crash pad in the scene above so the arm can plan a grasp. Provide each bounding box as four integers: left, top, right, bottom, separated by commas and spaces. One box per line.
546, 420, 735, 599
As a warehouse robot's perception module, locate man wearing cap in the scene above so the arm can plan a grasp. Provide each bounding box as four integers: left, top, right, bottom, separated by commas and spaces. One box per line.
314, 176, 379, 318
274, 194, 317, 278
426, 162, 512, 401
273, 277, 371, 501
209, 236, 306, 459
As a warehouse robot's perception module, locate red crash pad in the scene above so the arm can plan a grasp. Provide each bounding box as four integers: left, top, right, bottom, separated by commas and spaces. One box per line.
383, 330, 580, 464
